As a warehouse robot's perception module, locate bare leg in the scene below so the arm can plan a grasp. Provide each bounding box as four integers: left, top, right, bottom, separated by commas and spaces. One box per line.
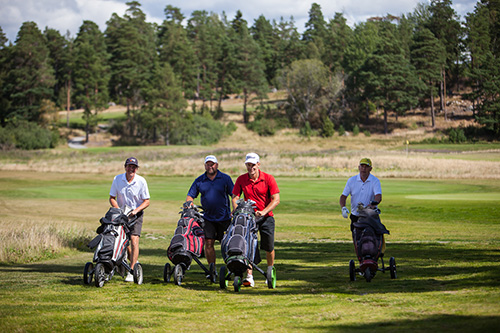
205, 238, 216, 265
266, 250, 275, 267
129, 235, 140, 269
247, 249, 275, 277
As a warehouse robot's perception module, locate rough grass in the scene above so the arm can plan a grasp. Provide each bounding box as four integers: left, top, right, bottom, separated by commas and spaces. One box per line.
0, 220, 91, 263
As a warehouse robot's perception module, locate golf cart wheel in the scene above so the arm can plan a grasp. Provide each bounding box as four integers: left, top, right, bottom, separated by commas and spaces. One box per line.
349, 260, 356, 282
164, 263, 171, 283
94, 263, 106, 288
174, 264, 183, 286
389, 257, 397, 279
209, 263, 216, 284
133, 263, 143, 285
233, 276, 242, 292
219, 265, 229, 289
83, 262, 94, 285
267, 266, 277, 289
364, 268, 372, 282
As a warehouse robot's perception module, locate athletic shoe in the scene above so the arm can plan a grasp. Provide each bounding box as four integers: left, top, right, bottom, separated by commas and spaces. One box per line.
125, 272, 134, 282
243, 275, 254, 287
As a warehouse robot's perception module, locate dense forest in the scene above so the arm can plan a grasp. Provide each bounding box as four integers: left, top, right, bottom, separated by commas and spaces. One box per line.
0, 0, 499, 149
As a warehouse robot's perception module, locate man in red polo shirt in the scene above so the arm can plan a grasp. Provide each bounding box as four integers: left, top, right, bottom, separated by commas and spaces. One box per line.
232, 152, 280, 287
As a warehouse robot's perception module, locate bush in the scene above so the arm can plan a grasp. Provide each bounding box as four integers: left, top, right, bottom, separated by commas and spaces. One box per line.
300, 121, 314, 138
0, 120, 59, 150
363, 130, 371, 137
247, 119, 276, 136
168, 114, 233, 145
353, 125, 360, 136
448, 127, 467, 143
321, 117, 335, 137
338, 125, 346, 136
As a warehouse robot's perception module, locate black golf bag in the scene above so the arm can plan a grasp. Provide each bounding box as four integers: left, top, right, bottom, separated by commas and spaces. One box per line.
164, 202, 217, 286
349, 204, 397, 282
221, 199, 260, 276
352, 205, 389, 263
88, 207, 135, 267
84, 207, 142, 287
167, 202, 205, 268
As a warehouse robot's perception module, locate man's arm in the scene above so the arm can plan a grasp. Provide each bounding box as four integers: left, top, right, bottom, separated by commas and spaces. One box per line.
339, 194, 348, 208
256, 193, 280, 218
131, 199, 150, 216
370, 194, 382, 206
231, 194, 239, 213
109, 195, 119, 209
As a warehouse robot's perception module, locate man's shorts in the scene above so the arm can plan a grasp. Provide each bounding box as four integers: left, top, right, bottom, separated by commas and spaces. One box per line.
203, 219, 231, 241
257, 216, 275, 252
129, 213, 143, 236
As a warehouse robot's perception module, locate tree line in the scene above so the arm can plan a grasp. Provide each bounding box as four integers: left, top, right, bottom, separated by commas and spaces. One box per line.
0, 0, 498, 149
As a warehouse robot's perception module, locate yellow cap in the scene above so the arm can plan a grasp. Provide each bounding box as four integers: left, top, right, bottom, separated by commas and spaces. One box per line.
359, 158, 372, 167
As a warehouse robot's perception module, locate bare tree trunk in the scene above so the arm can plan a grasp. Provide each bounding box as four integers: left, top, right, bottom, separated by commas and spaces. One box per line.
430, 89, 435, 128
442, 68, 447, 120
383, 108, 388, 134
66, 81, 71, 128
243, 89, 248, 124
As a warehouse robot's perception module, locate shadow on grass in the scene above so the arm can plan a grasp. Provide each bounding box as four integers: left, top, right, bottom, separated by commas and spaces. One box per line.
308, 314, 500, 331
1, 241, 499, 294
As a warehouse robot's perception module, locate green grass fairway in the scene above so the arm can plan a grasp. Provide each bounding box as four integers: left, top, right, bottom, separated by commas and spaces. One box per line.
1, 172, 499, 331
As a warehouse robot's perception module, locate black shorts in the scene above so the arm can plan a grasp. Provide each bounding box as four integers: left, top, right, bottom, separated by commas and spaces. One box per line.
203, 219, 231, 241
129, 213, 143, 236
257, 216, 275, 252
349, 214, 359, 232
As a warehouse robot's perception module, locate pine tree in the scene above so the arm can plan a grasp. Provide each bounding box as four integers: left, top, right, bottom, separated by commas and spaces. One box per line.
360, 23, 421, 134
106, 1, 156, 135
73, 20, 110, 142
251, 15, 278, 84
229, 11, 268, 123
303, 3, 327, 60
411, 28, 446, 127
157, 5, 197, 98
0, 27, 10, 125
4, 22, 55, 124
427, 0, 462, 109
274, 17, 304, 70
140, 62, 187, 144
187, 10, 224, 112
466, 1, 500, 136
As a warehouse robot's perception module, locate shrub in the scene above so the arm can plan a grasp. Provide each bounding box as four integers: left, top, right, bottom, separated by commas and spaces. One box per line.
0, 120, 59, 150
300, 121, 313, 138
353, 125, 360, 136
338, 124, 346, 136
448, 127, 467, 143
168, 114, 232, 145
363, 130, 371, 137
321, 117, 335, 137
247, 119, 276, 136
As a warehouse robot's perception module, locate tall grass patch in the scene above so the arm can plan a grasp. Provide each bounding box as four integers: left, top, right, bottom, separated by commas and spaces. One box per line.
0, 220, 91, 264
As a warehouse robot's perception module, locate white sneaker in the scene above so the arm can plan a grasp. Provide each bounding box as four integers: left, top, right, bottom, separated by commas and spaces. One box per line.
243, 275, 254, 287
125, 272, 134, 282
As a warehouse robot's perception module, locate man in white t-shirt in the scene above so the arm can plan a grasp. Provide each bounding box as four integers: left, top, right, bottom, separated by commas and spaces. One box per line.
109, 157, 150, 281
339, 158, 382, 230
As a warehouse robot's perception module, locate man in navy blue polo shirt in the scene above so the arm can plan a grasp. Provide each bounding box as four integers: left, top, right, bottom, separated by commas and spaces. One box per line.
186, 155, 234, 269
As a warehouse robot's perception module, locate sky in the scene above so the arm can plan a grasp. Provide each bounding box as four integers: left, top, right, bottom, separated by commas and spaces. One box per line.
0, 0, 479, 43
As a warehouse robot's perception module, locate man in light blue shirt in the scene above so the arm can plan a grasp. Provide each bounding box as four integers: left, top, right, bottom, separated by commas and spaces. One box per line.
339, 158, 382, 229
110, 157, 150, 281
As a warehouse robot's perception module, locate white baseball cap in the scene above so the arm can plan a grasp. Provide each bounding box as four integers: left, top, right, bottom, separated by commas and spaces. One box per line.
205, 155, 218, 164
245, 152, 260, 165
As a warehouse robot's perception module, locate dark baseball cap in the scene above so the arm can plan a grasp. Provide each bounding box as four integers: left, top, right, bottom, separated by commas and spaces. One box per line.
125, 157, 139, 166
